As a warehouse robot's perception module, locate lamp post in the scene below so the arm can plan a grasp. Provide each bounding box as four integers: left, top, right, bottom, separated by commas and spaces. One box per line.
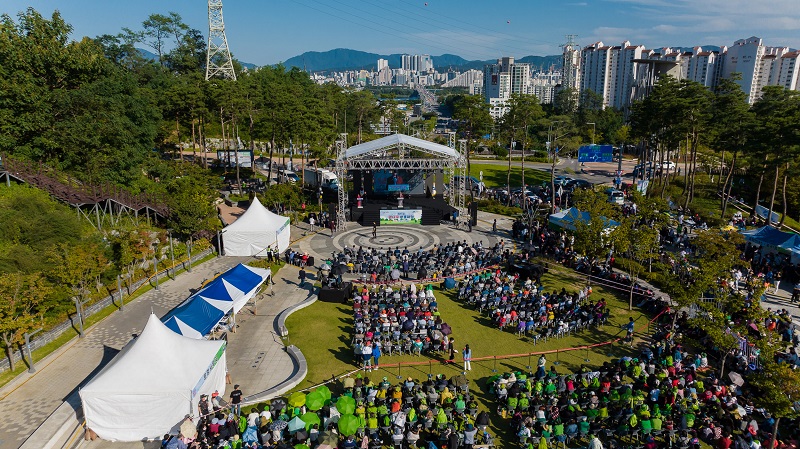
24, 328, 43, 373
167, 229, 175, 280
587, 122, 596, 145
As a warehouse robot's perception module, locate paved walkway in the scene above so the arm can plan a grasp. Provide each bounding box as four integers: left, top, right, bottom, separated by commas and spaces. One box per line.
0, 256, 248, 449
0, 223, 315, 449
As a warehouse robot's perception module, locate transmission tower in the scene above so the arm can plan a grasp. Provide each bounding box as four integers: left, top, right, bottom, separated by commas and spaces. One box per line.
205, 0, 237, 81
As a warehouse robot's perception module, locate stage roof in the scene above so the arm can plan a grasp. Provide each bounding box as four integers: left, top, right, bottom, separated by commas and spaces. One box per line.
343, 134, 461, 161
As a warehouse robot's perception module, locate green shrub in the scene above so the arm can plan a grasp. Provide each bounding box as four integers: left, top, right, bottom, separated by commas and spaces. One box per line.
476, 199, 523, 216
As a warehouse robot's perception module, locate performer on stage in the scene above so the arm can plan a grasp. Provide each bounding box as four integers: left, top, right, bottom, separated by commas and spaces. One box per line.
397, 192, 404, 208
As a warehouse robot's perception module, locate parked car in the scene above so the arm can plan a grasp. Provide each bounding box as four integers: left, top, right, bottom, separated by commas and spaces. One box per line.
278, 169, 299, 184
553, 175, 574, 186
607, 189, 625, 205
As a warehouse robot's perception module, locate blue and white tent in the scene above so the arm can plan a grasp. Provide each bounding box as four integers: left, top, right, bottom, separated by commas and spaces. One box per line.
548, 207, 620, 232
163, 264, 271, 338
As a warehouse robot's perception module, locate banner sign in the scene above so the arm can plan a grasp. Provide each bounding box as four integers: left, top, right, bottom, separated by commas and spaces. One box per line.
192, 341, 226, 400
217, 150, 254, 168
379, 209, 422, 225
578, 145, 614, 162
387, 184, 410, 192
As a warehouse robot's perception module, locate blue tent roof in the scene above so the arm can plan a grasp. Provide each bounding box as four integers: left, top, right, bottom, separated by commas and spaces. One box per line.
162, 264, 271, 338
548, 207, 620, 232
218, 263, 265, 294
741, 226, 797, 248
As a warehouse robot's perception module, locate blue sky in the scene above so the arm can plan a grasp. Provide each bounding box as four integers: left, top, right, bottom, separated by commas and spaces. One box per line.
9, 0, 800, 65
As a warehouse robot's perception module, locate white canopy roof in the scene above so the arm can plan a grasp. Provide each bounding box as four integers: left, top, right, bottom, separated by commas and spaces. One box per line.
80, 314, 227, 441
223, 196, 291, 255
343, 133, 461, 160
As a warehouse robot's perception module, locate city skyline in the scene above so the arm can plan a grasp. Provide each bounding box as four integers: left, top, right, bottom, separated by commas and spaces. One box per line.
11, 0, 800, 66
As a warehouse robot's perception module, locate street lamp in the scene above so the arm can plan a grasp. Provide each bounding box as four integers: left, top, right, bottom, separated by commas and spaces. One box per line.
587, 122, 596, 145
167, 229, 175, 280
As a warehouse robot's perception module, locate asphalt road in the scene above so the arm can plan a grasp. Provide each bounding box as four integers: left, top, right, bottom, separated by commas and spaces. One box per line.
470, 157, 640, 187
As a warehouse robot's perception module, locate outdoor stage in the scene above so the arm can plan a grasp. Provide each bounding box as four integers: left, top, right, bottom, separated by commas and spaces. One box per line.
348, 196, 455, 226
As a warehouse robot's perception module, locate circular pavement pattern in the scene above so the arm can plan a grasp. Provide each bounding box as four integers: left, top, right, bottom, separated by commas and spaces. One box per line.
297, 223, 501, 263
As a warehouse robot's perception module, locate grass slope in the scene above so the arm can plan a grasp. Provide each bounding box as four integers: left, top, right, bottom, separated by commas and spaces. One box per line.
285, 265, 654, 445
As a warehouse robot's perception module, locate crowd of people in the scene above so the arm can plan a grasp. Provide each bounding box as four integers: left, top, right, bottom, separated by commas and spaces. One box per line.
168, 373, 497, 449
328, 241, 505, 283
454, 269, 610, 342
485, 302, 800, 449
350, 283, 456, 367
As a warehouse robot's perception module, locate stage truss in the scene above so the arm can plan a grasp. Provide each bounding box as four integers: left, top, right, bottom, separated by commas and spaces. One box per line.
334, 134, 467, 230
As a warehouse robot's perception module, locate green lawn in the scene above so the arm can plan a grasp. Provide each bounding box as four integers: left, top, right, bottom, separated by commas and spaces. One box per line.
284, 264, 654, 446
469, 163, 551, 189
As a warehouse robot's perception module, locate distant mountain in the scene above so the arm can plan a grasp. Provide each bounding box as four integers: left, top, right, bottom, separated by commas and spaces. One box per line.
280, 48, 563, 72
135, 48, 257, 70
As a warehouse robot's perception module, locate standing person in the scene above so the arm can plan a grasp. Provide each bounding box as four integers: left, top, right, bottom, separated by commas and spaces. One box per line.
623, 317, 635, 346
372, 342, 382, 371
493, 219, 497, 233
299, 268, 307, 287
309, 215, 316, 232
230, 384, 243, 416
774, 269, 782, 294
372, 222, 377, 238
463, 344, 472, 371
448, 337, 457, 362
329, 219, 335, 237
536, 354, 547, 379
362, 341, 373, 372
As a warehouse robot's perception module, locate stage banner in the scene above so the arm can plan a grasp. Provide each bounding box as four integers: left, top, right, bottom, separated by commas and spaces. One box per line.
380, 209, 422, 225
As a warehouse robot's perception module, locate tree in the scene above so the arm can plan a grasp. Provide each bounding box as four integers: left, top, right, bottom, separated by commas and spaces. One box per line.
47, 243, 108, 303
710, 75, 754, 218
570, 188, 622, 270
750, 362, 800, 449
500, 94, 545, 189
0, 273, 52, 371
452, 94, 492, 180
749, 87, 800, 224
615, 195, 663, 309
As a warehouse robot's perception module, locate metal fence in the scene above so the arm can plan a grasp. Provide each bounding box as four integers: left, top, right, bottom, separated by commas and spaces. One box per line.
0, 247, 214, 373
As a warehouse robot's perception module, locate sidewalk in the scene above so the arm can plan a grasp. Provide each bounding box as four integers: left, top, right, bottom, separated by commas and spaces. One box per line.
0, 256, 247, 449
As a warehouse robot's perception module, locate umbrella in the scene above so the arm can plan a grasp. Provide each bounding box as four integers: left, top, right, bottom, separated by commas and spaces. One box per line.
318, 431, 338, 446
306, 391, 325, 411
440, 323, 452, 335
288, 391, 307, 408
391, 269, 401, 280
338, 414, 360, 436
450, 374, 468, 388
332, 264, 348, 275
270, 420, 289, 431
288, 416, 306, 433
301, 412, 321, 430
317, 445, 335, 449
336, 396, 356, 415
271, 398, 287, 414
179, 418, 197, 439
315, 385, 332, 403
320, 264, 331, 272
402, 320, 415, 331
295, 444, 310, 449
728, 371, 745, 387
294, 430, 309, 441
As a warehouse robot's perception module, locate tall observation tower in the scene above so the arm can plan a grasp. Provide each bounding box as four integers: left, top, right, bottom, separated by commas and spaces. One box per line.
205, 0, 237, 81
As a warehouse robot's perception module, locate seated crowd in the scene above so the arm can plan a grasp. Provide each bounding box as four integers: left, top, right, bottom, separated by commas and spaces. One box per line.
350, 284, 454, 367
174, 373, 496, 449
487, 312, 796, 449
455, 270, 610, 341
329, 241, 505, 283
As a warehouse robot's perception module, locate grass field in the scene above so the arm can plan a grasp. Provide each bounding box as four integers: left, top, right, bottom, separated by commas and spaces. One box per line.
469, 163, 551, 189
284, 264, 655, 446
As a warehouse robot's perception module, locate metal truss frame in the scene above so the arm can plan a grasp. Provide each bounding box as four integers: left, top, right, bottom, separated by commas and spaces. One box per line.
335, 135, 467, 226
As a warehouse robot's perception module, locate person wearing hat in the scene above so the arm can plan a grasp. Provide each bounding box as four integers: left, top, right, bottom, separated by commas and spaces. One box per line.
211, 390, 222, 411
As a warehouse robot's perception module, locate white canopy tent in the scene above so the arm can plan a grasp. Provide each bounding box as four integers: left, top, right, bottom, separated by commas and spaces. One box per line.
80, 314, 227, 441
222, 196, 290, 256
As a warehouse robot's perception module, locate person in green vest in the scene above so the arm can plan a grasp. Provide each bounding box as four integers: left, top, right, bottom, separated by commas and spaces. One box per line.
578, 417, 590, 434
544, 379, 557, 395
518, 393, 530, 412
651, 415, 663, 431
455, 395, 467, 414
367, 413, 379, 433
508, 395, 519, 411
